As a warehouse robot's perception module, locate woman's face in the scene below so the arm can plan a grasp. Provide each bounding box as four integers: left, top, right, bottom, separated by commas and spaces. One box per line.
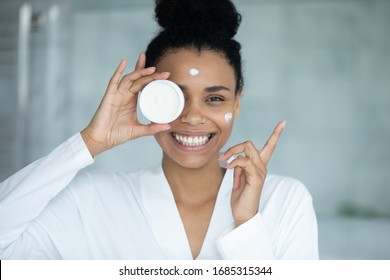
154, 48, 241, 169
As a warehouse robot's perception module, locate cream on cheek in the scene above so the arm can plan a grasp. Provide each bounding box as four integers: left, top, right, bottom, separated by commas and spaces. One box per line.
224, 112, 233, 123
213, 111, 234, 137
218, 111, 235, 147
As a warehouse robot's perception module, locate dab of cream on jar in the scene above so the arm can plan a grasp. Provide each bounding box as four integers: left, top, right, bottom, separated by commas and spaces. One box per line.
189, 68, 199, 76
225, 112, 233, 122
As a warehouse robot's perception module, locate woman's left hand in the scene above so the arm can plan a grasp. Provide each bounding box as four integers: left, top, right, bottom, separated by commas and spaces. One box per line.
219, 121, 286, 227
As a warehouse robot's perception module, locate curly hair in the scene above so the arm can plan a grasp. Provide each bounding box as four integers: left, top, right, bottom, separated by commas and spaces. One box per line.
145, 0, 244, 93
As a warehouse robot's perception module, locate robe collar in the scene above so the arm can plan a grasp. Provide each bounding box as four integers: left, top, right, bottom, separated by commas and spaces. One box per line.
138, 165, 234, 259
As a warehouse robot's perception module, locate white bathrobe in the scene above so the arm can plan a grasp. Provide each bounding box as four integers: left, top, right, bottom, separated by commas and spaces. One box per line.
0, 134, 318, 259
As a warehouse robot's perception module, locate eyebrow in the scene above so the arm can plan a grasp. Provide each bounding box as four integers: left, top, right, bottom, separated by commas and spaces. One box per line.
177, 84, 232, 93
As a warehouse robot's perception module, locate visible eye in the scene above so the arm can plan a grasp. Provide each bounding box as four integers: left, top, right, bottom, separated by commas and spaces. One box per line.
206, 96, 225, 102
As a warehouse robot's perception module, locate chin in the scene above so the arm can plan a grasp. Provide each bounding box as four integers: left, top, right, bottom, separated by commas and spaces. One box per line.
171, 155, 218, 170
164, 144, 221, 170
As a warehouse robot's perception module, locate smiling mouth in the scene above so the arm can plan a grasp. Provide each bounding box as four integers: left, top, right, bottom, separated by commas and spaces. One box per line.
171, 132, 215, 147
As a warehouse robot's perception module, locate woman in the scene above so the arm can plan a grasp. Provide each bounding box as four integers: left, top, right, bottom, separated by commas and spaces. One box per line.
0, 0, 318, 259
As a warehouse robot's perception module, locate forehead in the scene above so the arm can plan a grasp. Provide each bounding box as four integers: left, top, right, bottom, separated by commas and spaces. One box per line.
156, 48, 236, 84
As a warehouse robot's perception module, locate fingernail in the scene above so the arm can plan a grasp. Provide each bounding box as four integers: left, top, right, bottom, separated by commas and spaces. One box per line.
218, 153, 225, 161
145, 67, 156, 72
281, 120, 287, 129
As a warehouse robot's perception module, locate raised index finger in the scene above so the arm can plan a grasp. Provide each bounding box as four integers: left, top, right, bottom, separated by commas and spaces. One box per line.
134, 52, 146, 71
259, 120, 286, 165
109, 58, 128, 86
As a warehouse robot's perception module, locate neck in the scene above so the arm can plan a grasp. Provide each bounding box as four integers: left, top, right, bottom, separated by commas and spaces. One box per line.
162, 154, 225, 205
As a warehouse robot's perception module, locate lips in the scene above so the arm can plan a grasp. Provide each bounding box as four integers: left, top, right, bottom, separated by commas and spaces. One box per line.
171, 132, 214, 147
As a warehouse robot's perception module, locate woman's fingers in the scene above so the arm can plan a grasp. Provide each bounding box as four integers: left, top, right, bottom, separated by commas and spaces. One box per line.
107, 54, 170, 97
221, 120, 286, 167
117, 68, 170, 95
134, 52, 146, 71
116, 66, 155, 93
220, 140, 260, 162
226, 121, 286, 227
128, 72, 171, 95
233, 166, 243, 190
227, 156, 263, 181
259, 120, 286, 165
106, 59, 155, 95
107, 52, 146, 93
108, 59, 128, 87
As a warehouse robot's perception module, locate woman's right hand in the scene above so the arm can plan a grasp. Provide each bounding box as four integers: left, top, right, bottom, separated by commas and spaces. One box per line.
80, 53, 171, 157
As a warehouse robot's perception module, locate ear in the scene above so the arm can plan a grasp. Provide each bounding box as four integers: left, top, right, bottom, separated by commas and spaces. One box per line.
233, 89, 242, 119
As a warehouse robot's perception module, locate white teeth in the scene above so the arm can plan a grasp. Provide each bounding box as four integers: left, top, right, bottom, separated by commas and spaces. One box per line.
173, 133, 211, 146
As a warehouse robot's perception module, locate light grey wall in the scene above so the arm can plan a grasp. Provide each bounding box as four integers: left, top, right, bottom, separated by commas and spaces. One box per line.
0, 0, 20, 180
1, 0, 389, 259
0, 0, 72, 177
235, 0, 390, 217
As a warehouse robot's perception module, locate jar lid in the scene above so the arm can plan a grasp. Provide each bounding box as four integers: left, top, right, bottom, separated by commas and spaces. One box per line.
139, 80, 185, 124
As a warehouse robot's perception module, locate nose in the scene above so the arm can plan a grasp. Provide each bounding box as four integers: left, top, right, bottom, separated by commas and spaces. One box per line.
179, 100, 206, 125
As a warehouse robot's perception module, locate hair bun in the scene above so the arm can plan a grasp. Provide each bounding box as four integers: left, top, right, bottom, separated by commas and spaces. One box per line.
155, 0, 241, 39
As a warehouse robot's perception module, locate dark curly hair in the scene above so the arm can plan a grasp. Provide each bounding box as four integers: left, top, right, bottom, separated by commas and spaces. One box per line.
145, 0, 244, 93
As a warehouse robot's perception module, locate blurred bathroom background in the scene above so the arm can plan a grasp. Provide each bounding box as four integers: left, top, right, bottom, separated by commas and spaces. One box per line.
0, 0, 389, 259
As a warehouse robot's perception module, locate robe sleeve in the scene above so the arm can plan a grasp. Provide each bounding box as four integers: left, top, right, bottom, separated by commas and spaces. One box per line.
0, 133, 94, 258
216, 213, 275, 259
216, 191, 319, 260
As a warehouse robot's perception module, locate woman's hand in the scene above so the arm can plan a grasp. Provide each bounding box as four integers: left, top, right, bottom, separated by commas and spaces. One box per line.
219, 121, 286, 227
81, 53, 171, 157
